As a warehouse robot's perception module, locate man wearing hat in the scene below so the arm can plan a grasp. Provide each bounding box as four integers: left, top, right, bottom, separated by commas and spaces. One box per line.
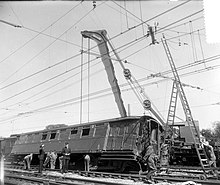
61, 142, 71, 173
38, 144, 45, 173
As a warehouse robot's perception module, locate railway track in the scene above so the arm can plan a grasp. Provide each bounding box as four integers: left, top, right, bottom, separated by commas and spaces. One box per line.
4, 164, 220, 185
4, 167, 151, 185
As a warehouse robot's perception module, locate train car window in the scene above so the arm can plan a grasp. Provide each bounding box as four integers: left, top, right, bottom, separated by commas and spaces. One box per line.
71, 128, 78, 135
59, 129, 68, 140
109, 127, 116, 137
82, 127, 90, 136
118, 127, 124, 136
19, 135, 28, 144
128, 124, 137, 136
124, 126, 129, 134
33, 133, 40, 143
50, 132, 56, 140
41, 133, 47, 140
95, 123, 104, 127
26, 134, 34, 143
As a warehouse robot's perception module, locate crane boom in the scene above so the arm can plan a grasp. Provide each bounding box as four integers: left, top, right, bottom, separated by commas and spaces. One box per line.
81, 30, 127, 117
81, 30, 165, 127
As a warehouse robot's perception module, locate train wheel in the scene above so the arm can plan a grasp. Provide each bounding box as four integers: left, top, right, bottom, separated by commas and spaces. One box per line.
199, 174, 206, 180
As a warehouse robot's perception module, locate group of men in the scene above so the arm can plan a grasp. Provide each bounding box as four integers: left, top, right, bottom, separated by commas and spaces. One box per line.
23, 142, 90, 173
38, 142, 71, 173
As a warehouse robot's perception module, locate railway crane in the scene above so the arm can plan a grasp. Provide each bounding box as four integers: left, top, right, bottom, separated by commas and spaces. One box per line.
81, 30, 165, 127
81, 30, 165, 172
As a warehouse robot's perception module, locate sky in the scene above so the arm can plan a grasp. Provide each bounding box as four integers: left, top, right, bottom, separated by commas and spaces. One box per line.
0, 0, 220, 137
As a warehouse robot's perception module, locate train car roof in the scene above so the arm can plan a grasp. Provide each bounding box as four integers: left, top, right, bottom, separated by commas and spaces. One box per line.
18, 116, 142, 136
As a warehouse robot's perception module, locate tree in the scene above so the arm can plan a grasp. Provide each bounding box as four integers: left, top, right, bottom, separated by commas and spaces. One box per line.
201, 128, 213, 141
201, 121, 220, 146
212, 121, 220, 141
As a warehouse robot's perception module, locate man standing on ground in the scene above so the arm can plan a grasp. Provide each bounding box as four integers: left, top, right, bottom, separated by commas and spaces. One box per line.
61, 142, 71, 173
38, 144, 45, 173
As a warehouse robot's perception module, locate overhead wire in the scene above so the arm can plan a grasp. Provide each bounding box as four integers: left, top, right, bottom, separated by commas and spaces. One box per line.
7, 2, 24, 27
2, 59, 220, 125
0, 1, 82, 68
0, 16, 206, 108
1, 0, 217, 132
1, 53, 220, 122
109, 0, 193, 41
0, 2, 205, 111
0, 2, 199, 93
1, 7, 94, 87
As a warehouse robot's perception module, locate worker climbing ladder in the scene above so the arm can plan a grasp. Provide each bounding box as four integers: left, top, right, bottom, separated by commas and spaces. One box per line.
161, 36, 211, 177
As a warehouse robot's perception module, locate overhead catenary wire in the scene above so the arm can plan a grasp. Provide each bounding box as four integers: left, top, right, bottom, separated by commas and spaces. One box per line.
0, 7, 95, 87
0, 3, 202, 94
0, 26, 206, 108
2, 60, 220, 125
1, 52, 220, 122
0, 1, 218, 136
4, 49, 218, 115
7, 2, 24, 27
0, 2, 208, 116
0, 24, 205, 109
0, 1, 82, 66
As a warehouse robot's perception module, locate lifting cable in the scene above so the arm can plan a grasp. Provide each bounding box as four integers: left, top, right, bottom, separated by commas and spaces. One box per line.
139, 0, 145, 35
124, 0, 129, 29
87, 38, 91, 122
198, 29, 207, 68
80, 36, 84, 124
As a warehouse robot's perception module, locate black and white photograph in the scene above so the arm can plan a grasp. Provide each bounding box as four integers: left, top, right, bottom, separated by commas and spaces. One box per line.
0, 0, 220, 184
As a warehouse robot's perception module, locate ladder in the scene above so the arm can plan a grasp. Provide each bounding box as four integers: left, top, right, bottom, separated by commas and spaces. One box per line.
161, 36, 211, 176
164, 81, 178, 141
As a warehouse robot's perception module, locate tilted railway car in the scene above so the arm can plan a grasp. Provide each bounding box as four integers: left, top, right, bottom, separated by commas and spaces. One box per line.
0, 134, 20, 159
8, 115, 163, 172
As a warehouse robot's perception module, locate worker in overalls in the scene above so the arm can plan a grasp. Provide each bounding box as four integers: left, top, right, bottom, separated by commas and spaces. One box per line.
43, 151, 51, 168
59, 156, 63, 170
50, 150, 57, 169
141, 145, 158, 179
84, 154, 90, 171
23, 153, 33, 170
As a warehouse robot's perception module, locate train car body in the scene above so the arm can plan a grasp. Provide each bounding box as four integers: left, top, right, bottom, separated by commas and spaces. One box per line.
9, 116, 163, 172
0, 135, 19, 160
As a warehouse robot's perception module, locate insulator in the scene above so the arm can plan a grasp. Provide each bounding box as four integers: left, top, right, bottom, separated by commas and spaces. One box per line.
124, 68, 131, 79
143, 99, 151, 110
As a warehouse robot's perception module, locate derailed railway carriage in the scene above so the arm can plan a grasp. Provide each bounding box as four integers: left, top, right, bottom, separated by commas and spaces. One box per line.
9, 115, 163, 172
